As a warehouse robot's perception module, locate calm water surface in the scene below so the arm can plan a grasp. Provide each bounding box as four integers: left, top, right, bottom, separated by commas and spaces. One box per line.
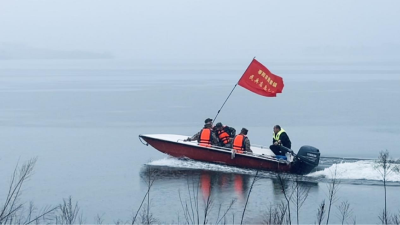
0, 59, 399, 224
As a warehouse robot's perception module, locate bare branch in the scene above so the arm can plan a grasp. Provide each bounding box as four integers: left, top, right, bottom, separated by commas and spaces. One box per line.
326, 164, 341, 225
241, 170, 259, 225
317, 200, 326, 225
336, 201, 353, 225
0, 158, 37, 224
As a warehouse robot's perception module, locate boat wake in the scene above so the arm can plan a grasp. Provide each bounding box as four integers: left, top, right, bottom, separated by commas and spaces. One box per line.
307, 160, 400, 182
147, 157, 255, 175
146, 157, 400, 185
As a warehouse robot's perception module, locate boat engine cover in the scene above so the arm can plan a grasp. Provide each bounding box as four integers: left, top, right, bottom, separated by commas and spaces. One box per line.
292, 145, 320, 174
297, 146, 320, 165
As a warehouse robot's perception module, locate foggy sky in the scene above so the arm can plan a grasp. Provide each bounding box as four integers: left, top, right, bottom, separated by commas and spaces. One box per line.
1, 1, 399, 60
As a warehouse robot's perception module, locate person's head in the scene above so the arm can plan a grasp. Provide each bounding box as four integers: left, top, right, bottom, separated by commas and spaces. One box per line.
204, 123, 212, 128
273, 125, 281, 134
215, 122, 223, 130
204, 118, 213, 126
240, 128, 248, 135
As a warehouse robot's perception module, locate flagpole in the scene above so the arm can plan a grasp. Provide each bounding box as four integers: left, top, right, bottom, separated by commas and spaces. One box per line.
212, 57, 255, 123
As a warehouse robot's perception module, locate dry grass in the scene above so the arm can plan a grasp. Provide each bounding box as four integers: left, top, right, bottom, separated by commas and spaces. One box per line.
2, 150, 400, 225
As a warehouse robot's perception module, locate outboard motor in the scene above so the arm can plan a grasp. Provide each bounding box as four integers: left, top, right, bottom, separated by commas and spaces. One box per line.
291, 145, 320, 175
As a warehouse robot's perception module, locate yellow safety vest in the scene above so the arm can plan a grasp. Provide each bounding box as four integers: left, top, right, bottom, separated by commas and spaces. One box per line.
273, 129, 286, 141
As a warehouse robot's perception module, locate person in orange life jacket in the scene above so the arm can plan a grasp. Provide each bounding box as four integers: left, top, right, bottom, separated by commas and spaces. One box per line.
270, 125, 292, 156
184, 118, 218, 146
213, 122, 236, 147
231, 128, 252, 153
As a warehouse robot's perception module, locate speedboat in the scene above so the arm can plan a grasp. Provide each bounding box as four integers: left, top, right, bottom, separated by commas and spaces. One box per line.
139, 134, 320, 175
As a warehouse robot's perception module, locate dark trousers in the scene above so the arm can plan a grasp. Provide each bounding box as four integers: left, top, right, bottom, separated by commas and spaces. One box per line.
223, 143, 232, 148
270, 145, 288, 156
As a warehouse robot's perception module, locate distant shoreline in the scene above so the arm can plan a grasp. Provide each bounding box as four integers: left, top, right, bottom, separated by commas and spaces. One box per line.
0, 43, 113, 60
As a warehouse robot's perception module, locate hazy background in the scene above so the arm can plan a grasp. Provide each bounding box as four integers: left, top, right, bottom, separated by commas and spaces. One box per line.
1, 0, 400, 61
1, 1, 400, 223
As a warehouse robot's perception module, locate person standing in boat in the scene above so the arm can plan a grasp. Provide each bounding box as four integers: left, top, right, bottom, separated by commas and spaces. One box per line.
270, 125, 292, 156
214, 122, 236, 148
184, 118, 218, 147
232, 128, 253, 153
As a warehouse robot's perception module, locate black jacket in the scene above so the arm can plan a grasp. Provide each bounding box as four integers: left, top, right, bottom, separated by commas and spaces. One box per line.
272, 132, 291, 149
214, 126, 236, 137
224, 126, 236, 137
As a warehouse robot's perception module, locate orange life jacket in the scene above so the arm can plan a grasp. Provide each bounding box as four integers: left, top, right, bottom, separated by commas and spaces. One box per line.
232, 134, 246, 154
198, 128, 212, 147
217, 128, 230, 144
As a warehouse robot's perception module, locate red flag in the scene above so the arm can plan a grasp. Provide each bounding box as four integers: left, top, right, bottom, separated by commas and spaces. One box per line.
238, 59, 284, 97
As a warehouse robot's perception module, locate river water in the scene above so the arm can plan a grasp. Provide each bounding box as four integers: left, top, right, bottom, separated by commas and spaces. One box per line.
0, 59, 399, 224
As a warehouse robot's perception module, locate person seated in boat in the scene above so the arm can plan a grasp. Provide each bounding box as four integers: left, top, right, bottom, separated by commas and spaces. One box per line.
184, 118, 218, 147
213, 122, 236, 148
231, 128, 253, 154
270, 125, 292, 156
204, 118, 213, 126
